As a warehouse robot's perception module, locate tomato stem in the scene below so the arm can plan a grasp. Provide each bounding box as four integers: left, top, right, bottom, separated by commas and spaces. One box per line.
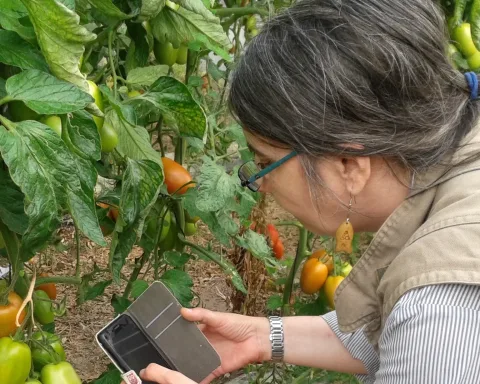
212, 7, 270, 17
35, 276, 82, 286
107, 27, 118, 99
123, 251, 150, 299
0, 113, 15, 131
281, 225, 308, 316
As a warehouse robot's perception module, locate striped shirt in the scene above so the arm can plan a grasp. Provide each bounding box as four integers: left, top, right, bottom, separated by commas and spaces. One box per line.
322, 284, 480, 383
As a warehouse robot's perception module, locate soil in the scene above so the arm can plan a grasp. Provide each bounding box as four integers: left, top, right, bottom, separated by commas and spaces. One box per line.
29, 196, 299, 383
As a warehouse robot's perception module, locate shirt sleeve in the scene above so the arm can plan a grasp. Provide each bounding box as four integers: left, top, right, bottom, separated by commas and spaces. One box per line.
375, 284, 480, 384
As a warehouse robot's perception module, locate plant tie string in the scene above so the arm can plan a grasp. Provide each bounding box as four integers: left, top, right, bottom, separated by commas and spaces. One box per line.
465, 71, 479, 100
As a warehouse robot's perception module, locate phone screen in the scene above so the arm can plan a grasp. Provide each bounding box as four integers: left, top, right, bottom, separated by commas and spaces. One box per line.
97, 314, 174, 383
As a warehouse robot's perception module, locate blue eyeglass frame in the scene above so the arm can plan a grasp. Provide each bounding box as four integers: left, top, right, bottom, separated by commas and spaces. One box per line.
239, 150, 298, 191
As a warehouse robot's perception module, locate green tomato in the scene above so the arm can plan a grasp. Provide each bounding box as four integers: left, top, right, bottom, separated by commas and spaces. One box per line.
341, 262, 353, 277
159, 215, 178, 251
184, 221, 197, 236
146, 208, 171, 243
41, 362, 81, 384
154, 41, 178, 67
33, 290, 55, 325
246, 15, 257, 31
453, 23, 479, 58
249, 28, 259, 38
467, 51, 480, 70
25, 380, 42, 384
8, 101, 39, 122
0, 337, 31, 384
176, 45, 188, 65
99, 123, 119, 153
32, 331, 66, 372
128, 90, 142, 98
87, 80, 104, 130
40, 116, 62, 136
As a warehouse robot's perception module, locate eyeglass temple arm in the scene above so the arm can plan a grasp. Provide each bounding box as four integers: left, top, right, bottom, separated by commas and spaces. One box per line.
248, 151, 298, 183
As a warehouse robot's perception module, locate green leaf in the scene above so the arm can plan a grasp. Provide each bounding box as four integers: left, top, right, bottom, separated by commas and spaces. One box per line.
130, 279, 149, 299
0, 168, 29, 235
138, 76, 206, 139
110, 159, 163, 282
125, 22, 150, 72
138, 0, 165, 21
126, 65, 169, 88
58, 0, 75, 10
0, 0, 36, 43
87, 0, 129, 22
65, 111, 101, 161
0, 30, 49, 71
267, 294, 282, 311
151, 0, 232, 61
99, 86, 137, 125
111, 294, 132, 314
195, 157, 237, 211
20, 0, 96, 90
164, 250, 191, 268
92, 364, 123, 384
84, 280, 112, 301
0, 120, 106, 259
106, 110, 162, 164
6, 70, 94, 114
160, 269, 193, 307
243, 229, 271, 259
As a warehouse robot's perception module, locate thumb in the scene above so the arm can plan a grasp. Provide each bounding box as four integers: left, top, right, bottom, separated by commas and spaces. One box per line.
181, 307, 223, 327
141, 364, 196, 384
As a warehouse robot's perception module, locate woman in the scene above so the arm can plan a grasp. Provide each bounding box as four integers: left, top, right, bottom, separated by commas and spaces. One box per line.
138, 0, 480, 383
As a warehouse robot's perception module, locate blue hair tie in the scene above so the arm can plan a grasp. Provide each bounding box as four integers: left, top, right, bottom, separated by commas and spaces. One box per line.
464, 71, 478, 100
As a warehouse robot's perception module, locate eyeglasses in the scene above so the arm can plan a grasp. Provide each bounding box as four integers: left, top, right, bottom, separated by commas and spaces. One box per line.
238, 151, 297, 192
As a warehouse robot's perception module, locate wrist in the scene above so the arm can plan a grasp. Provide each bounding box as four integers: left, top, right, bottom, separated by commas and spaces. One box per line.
256, 317, 272, 362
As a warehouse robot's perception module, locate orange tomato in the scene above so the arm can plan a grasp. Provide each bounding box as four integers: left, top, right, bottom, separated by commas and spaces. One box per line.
309, 250, 333, 273
35, 273, 57, 300
0, 292, 26, 337
161, 157, 194, 195
300, 258, 328, 294
323, 275, 345, 309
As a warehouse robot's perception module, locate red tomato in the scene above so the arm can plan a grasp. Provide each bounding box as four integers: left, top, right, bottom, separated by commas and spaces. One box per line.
35, 273, 57, 300
161, 157, 194, 195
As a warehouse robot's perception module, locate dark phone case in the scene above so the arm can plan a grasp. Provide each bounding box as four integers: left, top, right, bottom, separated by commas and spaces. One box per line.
98, 281, 221, 383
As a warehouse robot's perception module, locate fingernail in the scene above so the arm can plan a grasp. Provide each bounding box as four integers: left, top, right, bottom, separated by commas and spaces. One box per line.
140, 369, 145, 376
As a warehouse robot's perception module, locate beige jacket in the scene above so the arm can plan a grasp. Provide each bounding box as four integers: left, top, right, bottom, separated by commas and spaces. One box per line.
335, 124, 480, 349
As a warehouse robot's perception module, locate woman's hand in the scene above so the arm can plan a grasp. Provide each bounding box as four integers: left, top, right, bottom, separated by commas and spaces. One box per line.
181, 307, 271, 382
123, 307, 271, 384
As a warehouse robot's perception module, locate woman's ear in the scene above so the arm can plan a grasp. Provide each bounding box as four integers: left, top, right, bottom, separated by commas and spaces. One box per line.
341, 156, 371, 196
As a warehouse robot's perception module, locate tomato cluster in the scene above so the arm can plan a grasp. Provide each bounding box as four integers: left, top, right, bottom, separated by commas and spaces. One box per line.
0, 280, 81, 383
154, 41, 189, 67
299, 249, 353, 309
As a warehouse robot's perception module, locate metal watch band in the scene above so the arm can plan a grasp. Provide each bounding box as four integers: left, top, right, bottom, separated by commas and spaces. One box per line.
268, 316, 284, 362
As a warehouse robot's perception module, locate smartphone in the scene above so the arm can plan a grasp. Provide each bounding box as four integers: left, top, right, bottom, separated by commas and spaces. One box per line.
96, 281, 221, 383
97, 313, 174, 384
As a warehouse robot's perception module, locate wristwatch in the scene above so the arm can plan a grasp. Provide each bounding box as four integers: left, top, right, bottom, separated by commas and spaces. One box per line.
268, 316, 284, 362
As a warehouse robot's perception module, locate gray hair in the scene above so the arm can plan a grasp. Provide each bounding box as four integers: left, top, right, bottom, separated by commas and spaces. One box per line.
229, 0, 479, 175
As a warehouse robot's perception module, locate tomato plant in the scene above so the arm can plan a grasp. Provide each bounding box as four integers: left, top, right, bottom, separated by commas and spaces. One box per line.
0, 0, 310, 381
